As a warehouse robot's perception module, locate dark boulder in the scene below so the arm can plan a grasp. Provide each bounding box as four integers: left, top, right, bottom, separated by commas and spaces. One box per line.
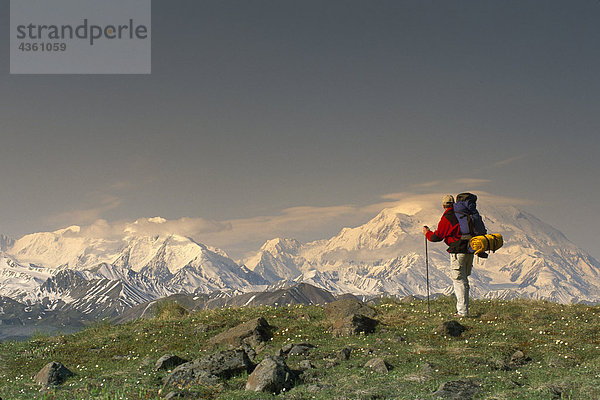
332, 313, 379, 337
435, 320, 466, 337
324, 298, 377, 320
336, 347, 352, 361
288, 343, 316, 356
433, 379, 481, 399
34, 361, 73, 387
155, 354, 188, 371
163, 349, 254, 390
209, 317, 273, 347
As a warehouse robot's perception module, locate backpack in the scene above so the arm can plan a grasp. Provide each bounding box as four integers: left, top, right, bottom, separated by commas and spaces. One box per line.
454, 193, 487, 253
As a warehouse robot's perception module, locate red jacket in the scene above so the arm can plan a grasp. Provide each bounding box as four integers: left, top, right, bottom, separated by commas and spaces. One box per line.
426, 207, 467, 253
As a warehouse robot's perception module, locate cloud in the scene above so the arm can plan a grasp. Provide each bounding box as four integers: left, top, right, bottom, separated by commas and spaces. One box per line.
410, 178, 492, 195
196, 205, 363, 256
490, 154, 527, 168
123, 216, 231, 238
46, 196, 122, 227
40, 190, 533, 260
411, 180, 443, 188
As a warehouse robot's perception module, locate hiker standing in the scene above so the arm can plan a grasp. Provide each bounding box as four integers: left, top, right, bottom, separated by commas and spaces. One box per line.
422, 194, 485, 317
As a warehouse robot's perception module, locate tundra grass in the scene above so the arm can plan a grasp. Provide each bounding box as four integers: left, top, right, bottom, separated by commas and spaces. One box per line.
1, 296, 600, 399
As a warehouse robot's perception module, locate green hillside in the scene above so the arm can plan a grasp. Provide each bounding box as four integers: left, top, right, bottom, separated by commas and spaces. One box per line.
1, 296, 600, 399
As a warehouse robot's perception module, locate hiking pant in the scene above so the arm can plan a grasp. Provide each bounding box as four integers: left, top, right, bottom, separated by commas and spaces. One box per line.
450, 253, 474, 316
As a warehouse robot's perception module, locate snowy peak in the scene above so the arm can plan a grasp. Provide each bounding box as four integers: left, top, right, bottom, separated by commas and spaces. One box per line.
6, 226, 235, 276
2, 224, 266, 301
244, 238, 305, 283
259, 238, 302, 254
9, 226, 122, 270
246, 198, 600, 304
2, 195, 600, 306
116, 234, 207, 273
321, 208, 419, 252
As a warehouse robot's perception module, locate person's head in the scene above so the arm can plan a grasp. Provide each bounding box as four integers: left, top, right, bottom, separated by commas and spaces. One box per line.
442, 194, 455, 209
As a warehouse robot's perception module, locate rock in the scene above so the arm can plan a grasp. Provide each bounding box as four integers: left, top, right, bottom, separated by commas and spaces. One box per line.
332, 313, 379, 337
163, 391, 201, 399
392, 335, 407, 343
162, 362, 219, 390
406, 361, 436, 382
325, 297, 380, 337
399, 295, 423, 303
336, 347, 352, 361
245, 355, 294, 393
163, 349, 253, 390
288, 343, 316, 356
279, 342, 316, 358
435, 320, 466, 337
197, 349, 254, 379
479, 312, 498, 322
240, 343, 257, 362
298, 360, 315, 370
510, 350, 531, 366
493, 350, 532, 371
209, 317, 274, 347
306, 384, 322, 393
404, 362, 435, 382
433, 379, 481, 399
546, 384, 565, 399
511, 350, 525, 362
324, 298, 377, 320
34, 361, 74, 387
155, 354, 188, 371
364, 357, 389, 374
281, 343, 294, 354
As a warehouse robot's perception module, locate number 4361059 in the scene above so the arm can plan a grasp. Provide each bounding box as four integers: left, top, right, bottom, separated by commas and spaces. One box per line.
18, 42, 66, 52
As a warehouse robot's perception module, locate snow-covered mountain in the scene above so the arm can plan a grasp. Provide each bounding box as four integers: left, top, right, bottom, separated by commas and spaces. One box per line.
0, 228, 268, 320
243, 201, 600, 304
2, 194, 600, 333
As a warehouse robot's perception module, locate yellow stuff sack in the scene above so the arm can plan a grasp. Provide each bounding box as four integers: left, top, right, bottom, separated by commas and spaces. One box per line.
469, 234, 503, 256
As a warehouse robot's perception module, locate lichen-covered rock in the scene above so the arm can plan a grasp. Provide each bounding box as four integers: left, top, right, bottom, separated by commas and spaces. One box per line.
288, 343, 316, 356
163, 349, 253, 390
434, 320, 466, 337
155, 354, 188, 371
245, 355, 294, 393
34, 361, 73, 387
433, 379, 481, 399
209, 317, 273, 347
510, 350, 532, 366
332, 313, 379, 336
336, 347, 352, 361
364, 357, 389, 374
324, 298, 377, 320
298, 360, 315, 370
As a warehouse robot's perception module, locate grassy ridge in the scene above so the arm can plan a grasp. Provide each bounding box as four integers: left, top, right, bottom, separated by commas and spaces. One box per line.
1, 296, 600, 399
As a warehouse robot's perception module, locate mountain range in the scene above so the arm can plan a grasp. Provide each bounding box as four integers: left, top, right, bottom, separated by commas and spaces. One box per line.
2, 196, 600, 340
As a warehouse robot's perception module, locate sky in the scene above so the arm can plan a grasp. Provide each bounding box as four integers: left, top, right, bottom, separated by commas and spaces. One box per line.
0, 0, 599, 260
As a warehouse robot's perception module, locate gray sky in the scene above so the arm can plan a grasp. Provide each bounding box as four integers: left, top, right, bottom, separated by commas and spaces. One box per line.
1, 0, 599, 259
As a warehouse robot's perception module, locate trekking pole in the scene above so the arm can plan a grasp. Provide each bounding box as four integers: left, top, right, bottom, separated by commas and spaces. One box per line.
424, 230, 430, 314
